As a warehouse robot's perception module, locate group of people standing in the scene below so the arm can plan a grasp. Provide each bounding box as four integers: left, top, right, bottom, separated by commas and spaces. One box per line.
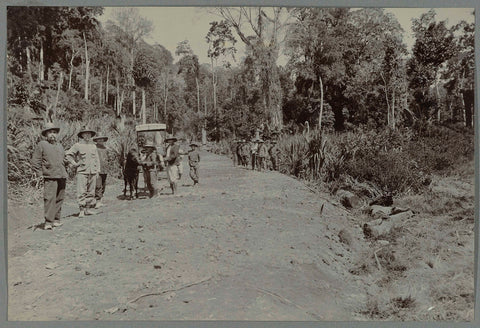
232, 138, 280, 171
32, 123, 109, 230
32, 122, 202, 231
139, 137, 201, 198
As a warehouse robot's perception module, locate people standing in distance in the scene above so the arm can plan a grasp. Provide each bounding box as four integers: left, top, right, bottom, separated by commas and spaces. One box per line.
164, 136, 181, 195
32, 122, 69, 230
230, 140, 239, 166
269, 140, 280, 171
65, 126, 100, 218
250, 138, 259, 170
177, 138, 187, 180
188, 142, 201, 186
257, 139, 268, 171
93, 135, 109, 208
240, 140, 250, 168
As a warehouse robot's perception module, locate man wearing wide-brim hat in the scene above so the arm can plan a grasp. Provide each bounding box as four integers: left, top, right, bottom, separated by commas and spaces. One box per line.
230, 139, 239, 167
188, 142, 201, 186
65, 126, 100, 218
32, 122, 69, 230
93, 135, 109, 208
164, 136, 181, 194
268, 139, 280, 171
140, 144, 164, 198
250, 138, 260, 170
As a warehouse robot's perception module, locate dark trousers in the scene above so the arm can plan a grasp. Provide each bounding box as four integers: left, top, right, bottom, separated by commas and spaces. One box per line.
95, 173, 107, 200
251, 154, 257, 170
144, 169, 157, 196
257, 156, 266, 171
189, 165, 199, 183
44, 178, 66, 223
271, 156, 278, 170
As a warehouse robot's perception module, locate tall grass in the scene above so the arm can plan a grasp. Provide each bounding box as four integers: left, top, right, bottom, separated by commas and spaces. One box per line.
275, 125, 473, 195
7, 110, 138, 202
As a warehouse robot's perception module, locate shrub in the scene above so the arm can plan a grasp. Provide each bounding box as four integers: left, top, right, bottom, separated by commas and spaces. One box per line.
274, 124, 472, 195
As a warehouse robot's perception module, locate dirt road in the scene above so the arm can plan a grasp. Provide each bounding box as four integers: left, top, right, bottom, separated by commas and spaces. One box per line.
8, 150, 369, 321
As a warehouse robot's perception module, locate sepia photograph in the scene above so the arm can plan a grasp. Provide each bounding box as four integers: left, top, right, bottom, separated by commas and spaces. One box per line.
5, 5, 476, 321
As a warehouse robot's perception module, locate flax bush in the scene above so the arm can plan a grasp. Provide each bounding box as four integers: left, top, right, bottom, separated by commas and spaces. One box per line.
7, 109, 138, 203
276, 127, 435, 195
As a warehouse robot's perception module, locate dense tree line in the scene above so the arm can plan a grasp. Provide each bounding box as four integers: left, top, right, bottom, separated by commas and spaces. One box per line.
7, 7, 474, 140
5, 6, 475, 201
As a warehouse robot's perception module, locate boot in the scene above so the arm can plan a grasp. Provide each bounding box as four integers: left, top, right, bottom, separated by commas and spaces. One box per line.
78, 210, 85, 218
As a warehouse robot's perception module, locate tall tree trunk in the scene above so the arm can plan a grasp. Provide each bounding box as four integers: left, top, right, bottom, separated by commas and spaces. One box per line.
39, 42, 44, 81
318, 75, 324, 131
141, 88, 146, 124
116, 74, 121, 116
105, 65, 110, 105
119, 90, 125, 116
211, 58, 217, 121
392, 89, 396, 130
381, 73, 391, 128
26, 47, 33, 82
130, 48, 136, 117
196, 77, 200, 114
51, 72, 63, 121
202, 93, 207, 145
68, 56, 74, 90
83, 32, 89, 101
434, 70, 441, 122
133, 90, 136, 117
99, 78, 103, 105
163, 71, 168, 120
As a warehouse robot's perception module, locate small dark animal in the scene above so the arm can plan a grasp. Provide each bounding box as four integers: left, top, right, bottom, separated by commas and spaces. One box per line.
369, 193, 393, 207
123, 149, 140, 199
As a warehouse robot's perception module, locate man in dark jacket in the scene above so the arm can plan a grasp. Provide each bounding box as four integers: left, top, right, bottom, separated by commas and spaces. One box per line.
32, 122, 69, 230
94, 135, 109, 208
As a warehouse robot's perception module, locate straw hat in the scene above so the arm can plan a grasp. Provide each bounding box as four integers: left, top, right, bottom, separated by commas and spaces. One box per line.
41, 122, 60, 136
190, 142, 199, 147
77, 126, 96, 138
143, 143, 156, 149
93, 135, 108, 142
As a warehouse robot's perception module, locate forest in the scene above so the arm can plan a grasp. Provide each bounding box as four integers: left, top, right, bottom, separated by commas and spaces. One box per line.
6, 6, 475, 197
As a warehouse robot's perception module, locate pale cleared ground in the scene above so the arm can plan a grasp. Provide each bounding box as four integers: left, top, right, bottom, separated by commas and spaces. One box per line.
7, 150, 474, 321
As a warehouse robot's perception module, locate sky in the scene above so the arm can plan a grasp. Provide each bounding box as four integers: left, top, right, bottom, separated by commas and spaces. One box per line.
98, 7, 475, 66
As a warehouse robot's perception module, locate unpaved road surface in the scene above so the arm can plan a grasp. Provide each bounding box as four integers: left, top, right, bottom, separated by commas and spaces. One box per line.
8, 150, 369, 321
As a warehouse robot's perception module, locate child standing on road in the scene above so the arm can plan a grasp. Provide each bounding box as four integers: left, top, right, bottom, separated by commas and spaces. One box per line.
188, 143, 201, 186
